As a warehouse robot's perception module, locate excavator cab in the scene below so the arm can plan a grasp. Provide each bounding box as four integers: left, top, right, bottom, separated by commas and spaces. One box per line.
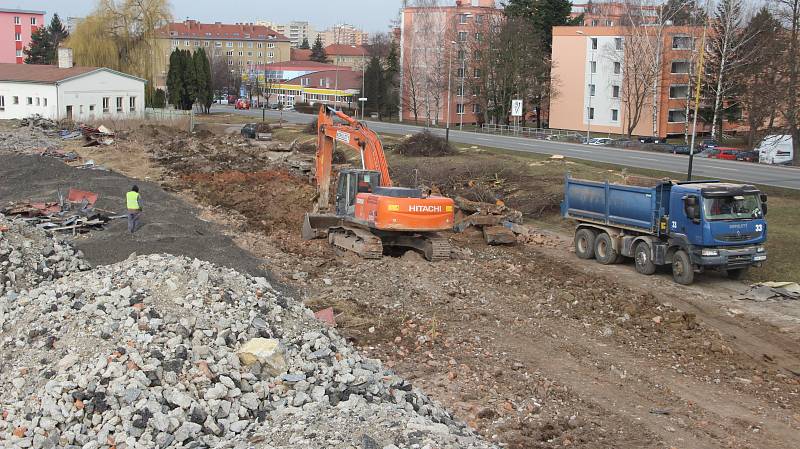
335, 169, 381, 216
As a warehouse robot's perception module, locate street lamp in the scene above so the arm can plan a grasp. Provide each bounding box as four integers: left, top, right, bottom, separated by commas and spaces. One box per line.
446, 40, 456, 143
577, 30, 593, 143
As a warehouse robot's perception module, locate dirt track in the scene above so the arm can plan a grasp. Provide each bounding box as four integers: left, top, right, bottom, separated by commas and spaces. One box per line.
4, 122, 799, 448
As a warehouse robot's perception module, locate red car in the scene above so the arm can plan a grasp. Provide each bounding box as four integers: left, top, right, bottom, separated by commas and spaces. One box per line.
234, 99, 250, 110
708, 147, 742, 160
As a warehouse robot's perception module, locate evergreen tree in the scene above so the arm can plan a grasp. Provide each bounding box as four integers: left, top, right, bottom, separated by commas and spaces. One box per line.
193, 48, 213, 113
504, 0, 578, 53
166, 50, 185, 109
47, 14, 69, 62
383, 43, 400, 118
180, 50, 198, 110
24, 27, 54, 64
364, 56, 385, 117
309, 35, 328, 63
299, 37, 310, 49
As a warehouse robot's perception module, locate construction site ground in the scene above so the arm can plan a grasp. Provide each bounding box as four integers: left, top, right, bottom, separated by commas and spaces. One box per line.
2, 116, 799, 449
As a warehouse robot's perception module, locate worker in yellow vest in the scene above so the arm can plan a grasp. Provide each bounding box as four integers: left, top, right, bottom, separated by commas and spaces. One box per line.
126, 185, 142, 234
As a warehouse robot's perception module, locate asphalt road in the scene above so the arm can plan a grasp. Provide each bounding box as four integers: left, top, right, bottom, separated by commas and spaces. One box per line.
221, 106, 800, 191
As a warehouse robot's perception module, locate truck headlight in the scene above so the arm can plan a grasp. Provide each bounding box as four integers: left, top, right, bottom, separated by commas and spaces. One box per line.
756, 246, 765, 253
701, 249, 719, 257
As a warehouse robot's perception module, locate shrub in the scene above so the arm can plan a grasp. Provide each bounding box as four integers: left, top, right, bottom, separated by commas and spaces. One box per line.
395, 130, 455, 157
304, 117, 319, 135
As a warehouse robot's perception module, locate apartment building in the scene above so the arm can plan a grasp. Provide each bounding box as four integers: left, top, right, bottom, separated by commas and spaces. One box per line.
549, 25, 724, 139
154, 20, 291, 88
319, 24, 369, 47
257, 20, 316, 48
399, 0, 499, 125
325, 44, 368, 71
570, 2, 661, 27
0, 8, 46, 64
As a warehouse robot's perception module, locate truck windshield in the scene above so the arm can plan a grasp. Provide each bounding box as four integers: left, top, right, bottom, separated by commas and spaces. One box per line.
703, 195, 762, 220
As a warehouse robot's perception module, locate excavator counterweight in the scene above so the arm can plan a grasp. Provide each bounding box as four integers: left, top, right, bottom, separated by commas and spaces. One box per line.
302, 106, 454, 260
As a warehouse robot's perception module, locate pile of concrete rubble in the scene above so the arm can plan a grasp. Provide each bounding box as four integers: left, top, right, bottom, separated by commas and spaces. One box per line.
0, 219, 495, 448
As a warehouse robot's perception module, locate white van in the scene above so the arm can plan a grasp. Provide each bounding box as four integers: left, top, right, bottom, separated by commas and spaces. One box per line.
757, 135, 794, 165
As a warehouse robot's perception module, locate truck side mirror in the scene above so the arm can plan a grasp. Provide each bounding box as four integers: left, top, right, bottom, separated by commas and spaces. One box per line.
760, 193, 768, 203
684, 196, 700, 223
762, 203, 768, 216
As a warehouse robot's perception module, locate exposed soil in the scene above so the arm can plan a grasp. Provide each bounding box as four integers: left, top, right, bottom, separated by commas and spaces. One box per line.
8, 122, 799, 449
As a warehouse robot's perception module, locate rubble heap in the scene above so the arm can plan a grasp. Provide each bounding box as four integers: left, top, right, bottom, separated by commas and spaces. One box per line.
0, 215, 91, 297
0, 221, 494, 449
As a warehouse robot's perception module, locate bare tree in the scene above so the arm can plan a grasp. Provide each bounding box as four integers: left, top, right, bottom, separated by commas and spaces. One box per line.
774, 0, 800, 164
705, 0, 758, 139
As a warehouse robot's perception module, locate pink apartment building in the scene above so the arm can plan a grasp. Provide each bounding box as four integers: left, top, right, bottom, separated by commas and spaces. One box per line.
0, 8, 46, 64
399, 0, 499, 125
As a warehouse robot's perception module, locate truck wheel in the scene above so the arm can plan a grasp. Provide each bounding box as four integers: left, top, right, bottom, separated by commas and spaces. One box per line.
574, 229, 596, 259
672, 250, 694, 285
634, 241, 657, 275
594, 233, 619, 265
727, 268, 749, 280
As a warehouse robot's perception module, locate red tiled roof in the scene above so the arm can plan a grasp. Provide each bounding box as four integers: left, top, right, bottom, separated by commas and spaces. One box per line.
0, 64, 99, 83
157, 20, 289, 42
291, 48, 312, 61
324, 44, 368, 56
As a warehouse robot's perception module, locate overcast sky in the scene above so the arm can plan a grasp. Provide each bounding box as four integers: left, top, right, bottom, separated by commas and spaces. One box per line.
13, 0, 403, 34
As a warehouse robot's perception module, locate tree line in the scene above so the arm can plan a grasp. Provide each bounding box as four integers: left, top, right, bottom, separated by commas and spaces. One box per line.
23, 14, 69, 64
166, 48, 213, 113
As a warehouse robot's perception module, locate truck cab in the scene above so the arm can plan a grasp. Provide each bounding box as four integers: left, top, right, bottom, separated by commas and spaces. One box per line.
668, 182, 767, 276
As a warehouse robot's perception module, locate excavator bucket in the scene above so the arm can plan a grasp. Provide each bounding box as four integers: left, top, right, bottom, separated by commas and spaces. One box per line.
301, 213, 342, 240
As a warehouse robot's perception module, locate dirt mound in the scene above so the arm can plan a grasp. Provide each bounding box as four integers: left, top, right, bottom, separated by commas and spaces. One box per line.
182, 170, 315, 234
304, 118, 319, 135
392, 157, 561, 217
395, 131, 456, 157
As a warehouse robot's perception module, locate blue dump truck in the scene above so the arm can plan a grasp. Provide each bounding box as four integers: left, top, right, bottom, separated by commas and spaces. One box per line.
561, 175, 768, 284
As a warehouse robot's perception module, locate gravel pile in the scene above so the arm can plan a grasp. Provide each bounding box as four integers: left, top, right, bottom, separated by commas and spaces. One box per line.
0, 215, 91, 297
0, 221, 494, 448
0, 127, 62, 155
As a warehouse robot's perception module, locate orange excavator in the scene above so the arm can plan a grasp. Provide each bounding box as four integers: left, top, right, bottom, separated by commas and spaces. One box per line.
301, 105, 454, 260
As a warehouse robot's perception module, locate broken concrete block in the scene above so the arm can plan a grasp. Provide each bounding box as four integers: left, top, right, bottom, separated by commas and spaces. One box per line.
236, 338, 287, 376
483, 225, 516, 245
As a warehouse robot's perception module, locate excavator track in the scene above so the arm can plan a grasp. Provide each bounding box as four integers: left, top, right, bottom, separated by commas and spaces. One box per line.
328, 226, 383, 259
425, 235, 452, 261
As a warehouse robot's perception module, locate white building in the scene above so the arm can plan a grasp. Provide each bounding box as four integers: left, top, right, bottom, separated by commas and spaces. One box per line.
0, 49, 146, 121
256, 20, 316, 48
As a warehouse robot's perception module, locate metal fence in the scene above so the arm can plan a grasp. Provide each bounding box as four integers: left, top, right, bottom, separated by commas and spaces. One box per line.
480, 124, 584, 142
144, 108, 194, 132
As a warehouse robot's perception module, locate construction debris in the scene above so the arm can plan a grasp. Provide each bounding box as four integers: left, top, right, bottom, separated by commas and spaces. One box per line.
20, 114, 59, 131
735, 282, 800, 301
482, 225, 516, 245
453, 196, 526, 245
80, 124, 115, 146
1, 188, 115, 234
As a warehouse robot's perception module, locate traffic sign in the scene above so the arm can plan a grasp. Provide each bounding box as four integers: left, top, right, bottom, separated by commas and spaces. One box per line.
511, 99, 523, 117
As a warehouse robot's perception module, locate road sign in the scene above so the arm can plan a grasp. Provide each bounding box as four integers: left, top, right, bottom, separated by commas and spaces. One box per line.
511, 99, 523, 117
358, 97, 368, 102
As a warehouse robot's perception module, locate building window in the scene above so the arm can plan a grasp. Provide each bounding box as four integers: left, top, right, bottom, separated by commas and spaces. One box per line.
226, 51, 233, 56
671, 60, 690, 74
14, 16, 20, 25
459, 14, 468, 24
90, 105, 95, 112
457, 67, 465, 77
26, 97, 32, 105
613, 61, 621, 74
102, 97, 110, 113
614, 38, 623, 50
247, 60, 252, 65
0, 96, 4, 111
238, 42, 244, 48
456, 103, 464, 114
238, 51, 243, 56
475, 14, 483, 24
591, 19, 599, 26
227, 42, 233, 47
204, 41, 210, 46
13, 96, 19, 104
672, 36, 692, 50
183, 40, 189, 46
611, 109, 619, 121
35, 97, 40, 106
457, 49, 465, 60
268, 51, 274, 58
247, 51, 252, 56
116, 97, 123, 112
258, 42, 263, 48
194, 41, 200, 46
228, 60, 233, 65
473, 103, 481, 113
612, 85, 620, 98
31, 17, 37, 25
130, 97, 136, 112
458, 31, 467, 42
15, 33, 22, 41
668, 109, 687, 123
588, 107, 595, 120
268, 42, 275, 48
16, 50, 23, 57
216, 41, 222, 47
606, 20, 614, 26
474, 68, 481, 77
475, 32, 483, 41
248, 42, 253, 48
590, 61, 597, 73
473, 50, 482, 60
457, 85, 464, 96
591, 38, 598, 50
589, 84, 596, 96
172, 40, 179, 46
669, 84, 690, 99
43, 98, 47, 106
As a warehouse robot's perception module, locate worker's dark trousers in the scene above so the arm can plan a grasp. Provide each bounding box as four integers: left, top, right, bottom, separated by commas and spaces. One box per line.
127, 210, 141, 233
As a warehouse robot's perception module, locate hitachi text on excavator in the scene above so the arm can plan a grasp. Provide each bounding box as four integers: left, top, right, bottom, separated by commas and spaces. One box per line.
301, 106, 455, 260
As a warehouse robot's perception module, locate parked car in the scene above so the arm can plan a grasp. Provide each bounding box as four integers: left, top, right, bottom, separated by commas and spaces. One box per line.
587, 137, 613, 146
671, 145, 691, 155
697, 148, 719, 158
700, 138, 719, 150
638, 136, 664, 144
756, 134, 794, 165
609, 138, 633, 148
235, 99, 250, 110
708, 147, 742, 160
735, 150, 759, 162
282, 104, 295, 111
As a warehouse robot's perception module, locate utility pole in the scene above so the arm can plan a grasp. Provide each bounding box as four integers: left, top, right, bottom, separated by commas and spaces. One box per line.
459, 56, 465, 130
446, 41, 454, 143
688, 25, 707, 181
